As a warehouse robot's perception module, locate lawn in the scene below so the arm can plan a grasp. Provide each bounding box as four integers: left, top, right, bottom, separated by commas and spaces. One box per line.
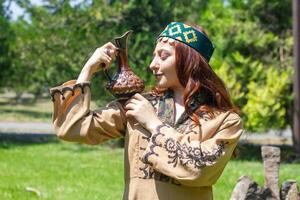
1, 142, 299, 200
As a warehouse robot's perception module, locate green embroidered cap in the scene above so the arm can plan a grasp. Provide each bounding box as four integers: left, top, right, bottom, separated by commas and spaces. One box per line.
158, 22, 215, 62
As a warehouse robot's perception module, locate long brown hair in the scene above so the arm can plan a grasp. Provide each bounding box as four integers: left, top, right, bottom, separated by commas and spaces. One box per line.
153, 25, 239, 124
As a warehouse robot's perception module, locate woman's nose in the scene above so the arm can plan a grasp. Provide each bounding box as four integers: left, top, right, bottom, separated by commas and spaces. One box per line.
149, 58, 158, 72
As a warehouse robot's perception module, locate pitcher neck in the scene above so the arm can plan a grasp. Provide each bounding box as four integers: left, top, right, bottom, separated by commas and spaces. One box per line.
118, 49, 130, 71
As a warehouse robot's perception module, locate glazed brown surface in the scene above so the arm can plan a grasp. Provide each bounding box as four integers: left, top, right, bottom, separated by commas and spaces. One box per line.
106, 31, 145, 99
111, 70, 144, 94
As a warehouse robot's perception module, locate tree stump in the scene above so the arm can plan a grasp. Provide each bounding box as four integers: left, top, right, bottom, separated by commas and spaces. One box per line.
230, 145, 299, 200
261, 146, 281, 200
281, 180, 300, 200
230, 176, 272, 200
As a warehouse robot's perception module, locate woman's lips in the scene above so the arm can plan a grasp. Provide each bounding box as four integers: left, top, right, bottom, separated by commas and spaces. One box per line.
154, 74, 163, 80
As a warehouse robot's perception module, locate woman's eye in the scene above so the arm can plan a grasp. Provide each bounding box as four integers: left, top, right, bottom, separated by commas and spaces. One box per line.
160, 53, 170, 60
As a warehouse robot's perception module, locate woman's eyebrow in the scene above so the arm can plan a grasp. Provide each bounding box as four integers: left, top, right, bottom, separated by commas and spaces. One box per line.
153, 48, 171, 56
158, 48, 171, 53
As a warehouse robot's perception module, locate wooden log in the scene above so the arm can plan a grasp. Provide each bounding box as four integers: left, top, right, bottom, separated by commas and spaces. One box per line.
261, 146, 281, 200
230, 176, 253, 200
281, 180, 300, 200
230, 176, 272, 200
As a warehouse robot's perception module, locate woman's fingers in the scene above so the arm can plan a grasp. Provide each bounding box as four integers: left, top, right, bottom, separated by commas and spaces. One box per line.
105, 48, 118, 60
103, 42, 118, 59
99, 51, 113, 69
80, 41, 118, 78
131, 93, 146, 101
101, 52, 112, 62
125, 98, 139, 105
125, 110, 134, 117
124, 103, 134, 111
104, 42, 117, 50
124, 98, 143, 110
124, 95, 158, 128
125, 95, 148, 109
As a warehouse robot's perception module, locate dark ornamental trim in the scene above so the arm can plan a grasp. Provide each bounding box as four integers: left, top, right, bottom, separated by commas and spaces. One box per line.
142, 124, 169, 165
50, 82, 90, 101
139, 163, 181, 186
164, 139, 225, 169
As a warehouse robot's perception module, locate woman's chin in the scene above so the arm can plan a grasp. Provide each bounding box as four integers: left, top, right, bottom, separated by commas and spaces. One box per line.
156, 86, 168, 90
156, 81, 167, 88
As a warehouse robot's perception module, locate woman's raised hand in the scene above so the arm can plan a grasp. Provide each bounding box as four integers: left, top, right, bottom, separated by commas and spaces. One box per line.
77, 42, 118, 83
125, 93, 162, 133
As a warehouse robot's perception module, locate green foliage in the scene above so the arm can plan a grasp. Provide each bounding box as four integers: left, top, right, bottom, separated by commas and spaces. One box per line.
243, 63, 292, 131
0, 0, 14, 89
1, 0, 294, 132
9, 1, 100, 96
197, 0, 293, 132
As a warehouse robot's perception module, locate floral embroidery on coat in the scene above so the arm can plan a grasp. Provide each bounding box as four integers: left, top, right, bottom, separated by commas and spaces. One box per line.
142, 124, 167, 165
139, 90, 226, 183
164, 138, 225, 168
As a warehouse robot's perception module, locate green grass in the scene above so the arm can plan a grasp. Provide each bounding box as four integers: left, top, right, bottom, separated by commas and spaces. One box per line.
1, 142, 299, 200
0, 142, 124, 200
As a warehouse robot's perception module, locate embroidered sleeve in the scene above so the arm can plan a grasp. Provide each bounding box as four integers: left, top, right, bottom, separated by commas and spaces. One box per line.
141, 114, 243, 187
50, 80, 126, 145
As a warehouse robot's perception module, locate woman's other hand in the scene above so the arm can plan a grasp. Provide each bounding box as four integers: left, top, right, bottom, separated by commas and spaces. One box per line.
77, 42, 118, 83
125, 93, 162, 133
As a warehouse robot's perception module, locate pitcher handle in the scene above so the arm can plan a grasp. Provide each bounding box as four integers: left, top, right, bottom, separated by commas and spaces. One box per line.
100, 63, 112, 83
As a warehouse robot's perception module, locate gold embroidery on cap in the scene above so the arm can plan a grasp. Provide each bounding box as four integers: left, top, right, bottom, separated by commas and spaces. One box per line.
169, 25, 182, 36
183, 30, 198, 43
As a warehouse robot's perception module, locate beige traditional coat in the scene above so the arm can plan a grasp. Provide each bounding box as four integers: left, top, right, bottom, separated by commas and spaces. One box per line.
50, 80, 243, 200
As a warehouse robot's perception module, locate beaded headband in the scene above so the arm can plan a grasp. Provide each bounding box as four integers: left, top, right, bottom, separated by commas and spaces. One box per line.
158, 22, 215, 62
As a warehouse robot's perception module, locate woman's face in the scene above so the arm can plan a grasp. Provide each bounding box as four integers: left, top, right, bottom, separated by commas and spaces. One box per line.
149, 38, 183, 91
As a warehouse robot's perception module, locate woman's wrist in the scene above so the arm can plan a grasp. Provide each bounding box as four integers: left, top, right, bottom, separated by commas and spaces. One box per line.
145, 118, 164, 134
76, 65, 94, 83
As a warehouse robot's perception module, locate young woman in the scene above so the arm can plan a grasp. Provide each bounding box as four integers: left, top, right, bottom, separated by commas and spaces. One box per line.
50, 22, 243, 200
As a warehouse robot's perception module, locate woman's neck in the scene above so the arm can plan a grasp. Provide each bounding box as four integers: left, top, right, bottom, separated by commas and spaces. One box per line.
171, 87, 185, 123
171, 86, 185, 106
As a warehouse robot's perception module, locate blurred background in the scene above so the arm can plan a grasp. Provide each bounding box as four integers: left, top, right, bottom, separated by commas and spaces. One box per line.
0, 0, 299, 199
